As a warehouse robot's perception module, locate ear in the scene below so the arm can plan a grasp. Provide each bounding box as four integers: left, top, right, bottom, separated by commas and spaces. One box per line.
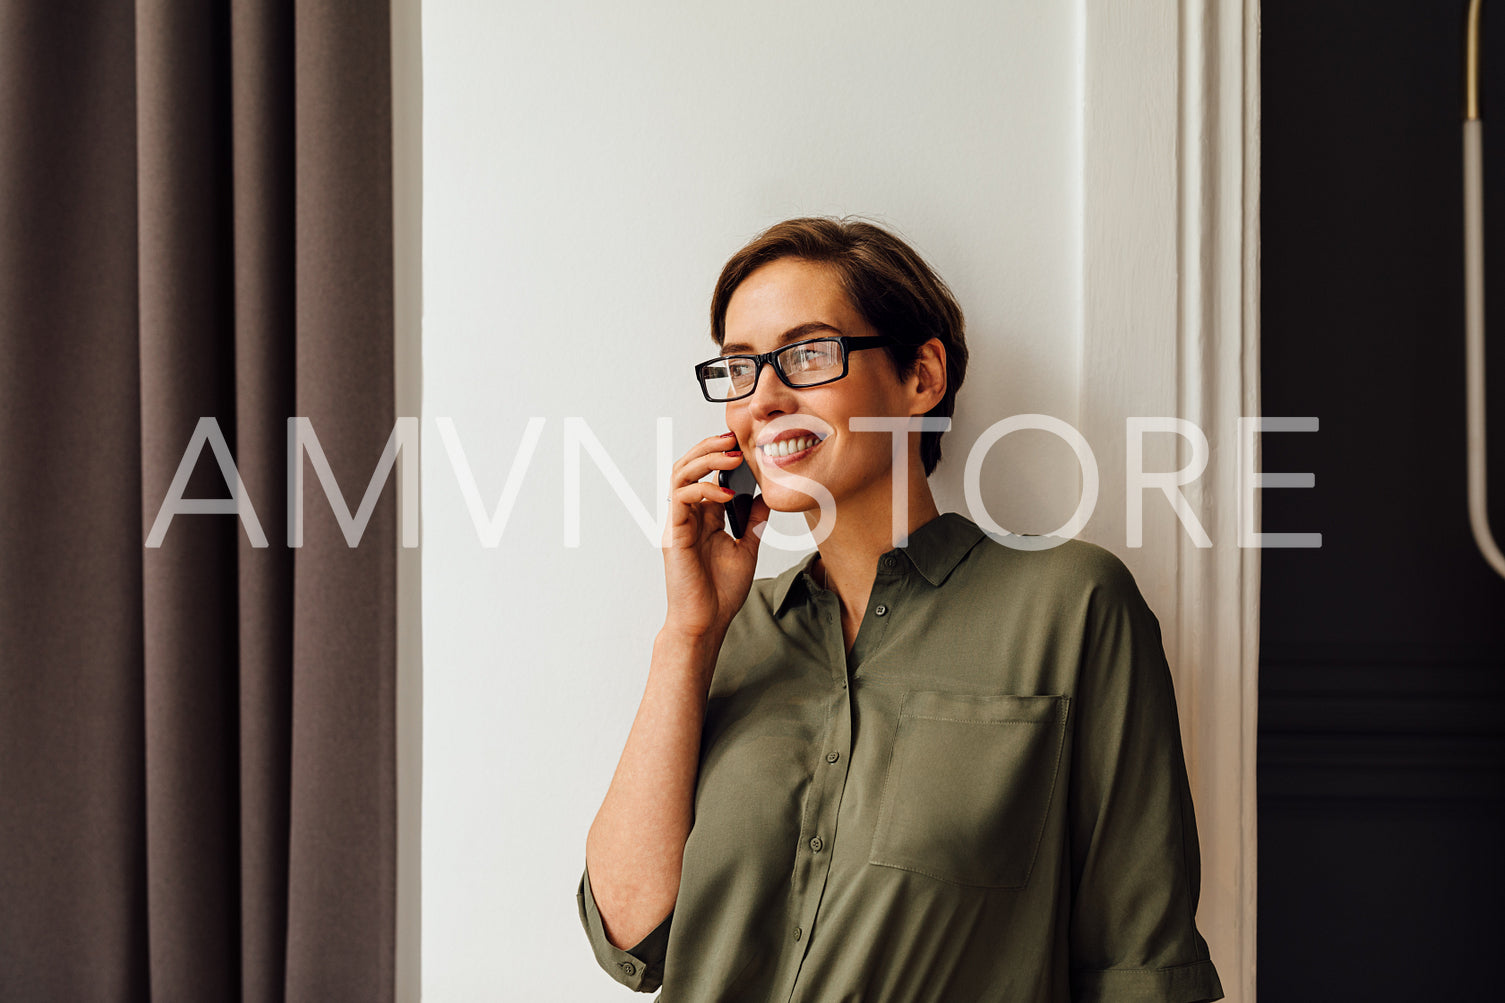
907, 337, 947, 414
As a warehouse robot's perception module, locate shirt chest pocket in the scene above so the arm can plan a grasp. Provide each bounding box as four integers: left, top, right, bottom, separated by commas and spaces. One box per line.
868, 690, 1069, 889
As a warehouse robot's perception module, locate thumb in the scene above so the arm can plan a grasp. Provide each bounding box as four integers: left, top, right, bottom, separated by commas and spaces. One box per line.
742, 494, 772, 553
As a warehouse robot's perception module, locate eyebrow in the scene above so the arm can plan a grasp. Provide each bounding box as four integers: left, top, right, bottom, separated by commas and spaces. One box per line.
720, 322, 843, 356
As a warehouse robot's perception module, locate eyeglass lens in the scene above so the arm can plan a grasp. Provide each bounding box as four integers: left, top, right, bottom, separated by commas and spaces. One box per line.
699, 339, 844, 400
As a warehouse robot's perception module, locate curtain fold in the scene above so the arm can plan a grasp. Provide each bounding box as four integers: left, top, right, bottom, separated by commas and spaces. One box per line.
0, 2, 396, 1000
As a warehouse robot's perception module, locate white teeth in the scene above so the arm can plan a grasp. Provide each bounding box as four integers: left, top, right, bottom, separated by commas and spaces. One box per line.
761, 435, 818, 457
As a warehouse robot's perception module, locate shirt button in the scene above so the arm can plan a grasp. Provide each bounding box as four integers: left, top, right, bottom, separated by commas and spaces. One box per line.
809, 836, 824, 852
826, 751, 840, 764
620, 961, 636, 977
793, 926, 803, 942
874, 604, 889, 616
882, 555, 896, 569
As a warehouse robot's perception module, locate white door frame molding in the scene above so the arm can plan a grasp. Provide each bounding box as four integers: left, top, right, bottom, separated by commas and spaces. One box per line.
1079, 3, 1260, 999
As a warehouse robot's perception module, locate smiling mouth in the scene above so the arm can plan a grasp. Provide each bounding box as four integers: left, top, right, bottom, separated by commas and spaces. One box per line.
758, 434, 823, 464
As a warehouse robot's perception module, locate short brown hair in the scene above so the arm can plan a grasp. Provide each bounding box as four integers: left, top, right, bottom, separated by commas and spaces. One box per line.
710, 216, 968, 476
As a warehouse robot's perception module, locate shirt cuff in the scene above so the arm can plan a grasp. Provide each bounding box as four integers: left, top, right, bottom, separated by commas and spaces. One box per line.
576, 863, 671, 993
1070, 958, 1225, 1003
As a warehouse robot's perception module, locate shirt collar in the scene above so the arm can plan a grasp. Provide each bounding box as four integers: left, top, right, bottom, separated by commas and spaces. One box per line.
771, 511, 986, 617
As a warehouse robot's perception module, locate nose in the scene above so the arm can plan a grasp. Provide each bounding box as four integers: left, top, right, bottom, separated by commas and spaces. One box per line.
744, 358, 800, 422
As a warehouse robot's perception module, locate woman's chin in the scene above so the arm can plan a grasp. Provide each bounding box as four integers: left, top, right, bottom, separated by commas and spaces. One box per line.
758, 489, 840, 521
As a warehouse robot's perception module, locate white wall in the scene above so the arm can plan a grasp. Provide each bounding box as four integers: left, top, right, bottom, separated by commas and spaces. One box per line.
421, 3, 1086, 999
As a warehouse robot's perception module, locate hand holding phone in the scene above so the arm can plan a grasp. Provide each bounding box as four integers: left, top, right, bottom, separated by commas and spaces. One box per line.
660, 432, 768, 642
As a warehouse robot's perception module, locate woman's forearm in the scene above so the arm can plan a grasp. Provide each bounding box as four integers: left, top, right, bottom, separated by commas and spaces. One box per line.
585, 625, 723, 950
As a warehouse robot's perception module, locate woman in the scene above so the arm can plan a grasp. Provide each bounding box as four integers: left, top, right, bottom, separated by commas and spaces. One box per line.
577, 217, 1224, 1002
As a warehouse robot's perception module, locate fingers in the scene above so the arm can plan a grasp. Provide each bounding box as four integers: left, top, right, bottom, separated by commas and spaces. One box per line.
670, 431, 739, 472
669, 479, 737, 510
667, 432, 745, 508
697, 487, 726, 537
671, 430, 741, 473
672, 444, 745, 493
663, 478, 735, 550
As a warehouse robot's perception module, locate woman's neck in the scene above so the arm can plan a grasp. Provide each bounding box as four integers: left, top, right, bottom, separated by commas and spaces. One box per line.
808, 482, 941, 605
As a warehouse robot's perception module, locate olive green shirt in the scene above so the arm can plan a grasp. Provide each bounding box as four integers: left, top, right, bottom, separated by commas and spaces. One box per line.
578, 512, 1223, 1002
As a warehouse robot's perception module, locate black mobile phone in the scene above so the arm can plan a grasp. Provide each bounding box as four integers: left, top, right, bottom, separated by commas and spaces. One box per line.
717, 454, 760, 538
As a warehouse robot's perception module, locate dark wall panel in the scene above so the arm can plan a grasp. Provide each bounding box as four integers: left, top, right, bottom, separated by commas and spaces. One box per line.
1260, 2, 1505, 1000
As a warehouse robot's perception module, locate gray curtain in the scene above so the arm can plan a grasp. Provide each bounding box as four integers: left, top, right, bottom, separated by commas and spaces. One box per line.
0, 1, 397, 1000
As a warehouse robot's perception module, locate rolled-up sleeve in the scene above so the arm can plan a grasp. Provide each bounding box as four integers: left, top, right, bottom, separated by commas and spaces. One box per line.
1066, 554, 1225, 1003
576, 862, 673, 994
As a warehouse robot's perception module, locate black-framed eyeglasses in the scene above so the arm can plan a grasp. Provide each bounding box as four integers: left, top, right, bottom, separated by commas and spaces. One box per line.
693, 335, 896, 403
